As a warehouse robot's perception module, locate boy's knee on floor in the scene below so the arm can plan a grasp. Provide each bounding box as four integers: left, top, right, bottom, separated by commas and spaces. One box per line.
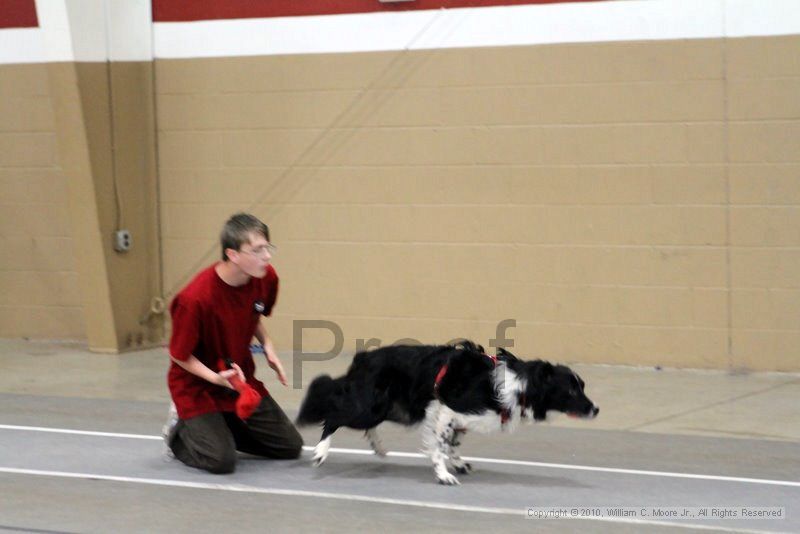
288, 443, 303, 459
282, 430, 304, 459
279, 446, 302, 460
206, 449, 237, 474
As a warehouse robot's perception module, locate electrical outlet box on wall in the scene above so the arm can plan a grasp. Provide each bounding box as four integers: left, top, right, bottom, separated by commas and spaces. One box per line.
114, 230, 132, 252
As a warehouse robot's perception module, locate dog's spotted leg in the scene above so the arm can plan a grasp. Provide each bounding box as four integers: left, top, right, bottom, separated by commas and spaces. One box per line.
422, 402, 459, 485
312, 436, 331, 467
365, 428, 388, 457
448, 429, 472, 475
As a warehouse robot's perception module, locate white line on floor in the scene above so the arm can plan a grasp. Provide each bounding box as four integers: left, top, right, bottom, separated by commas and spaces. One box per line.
0, 424, 160, 441
0, 466, 779, 534
2, 423, 799, 488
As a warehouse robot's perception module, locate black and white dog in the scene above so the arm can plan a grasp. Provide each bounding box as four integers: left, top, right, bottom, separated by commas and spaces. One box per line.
296, 341, 599, 485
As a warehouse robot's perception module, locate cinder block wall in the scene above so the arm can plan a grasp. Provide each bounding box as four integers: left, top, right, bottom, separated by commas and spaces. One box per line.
726, 37, 800, 372
0, 64, 84, 339
2, 1, 798, 371
0, 1, 161, 352
156, 34, 800, 371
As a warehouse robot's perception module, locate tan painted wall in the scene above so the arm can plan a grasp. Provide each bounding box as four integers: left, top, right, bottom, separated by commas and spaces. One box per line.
4, 35, 789, 368
0, 60, 162, 351
2, 35, 798, 371
0, 63, 84, 339
155, 36, 800, 372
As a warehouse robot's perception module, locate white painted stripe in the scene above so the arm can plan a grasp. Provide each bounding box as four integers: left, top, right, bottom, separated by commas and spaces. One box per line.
0, 28, 48, 64
152, 0, 800, 59
2, 424, 799, 488
64, 0, 108, 62
3, 0, 800, 64
0, 424, 161, 441
726, 0, 800, 38
104, 0, 153, 61
337, 446, 800, 488
457, 454, 800, 488
35, 0, 74, 63
153, 10, 445, 58
0, 466, 779, 533
0, 0, 153, 64
434, 0, 723, 49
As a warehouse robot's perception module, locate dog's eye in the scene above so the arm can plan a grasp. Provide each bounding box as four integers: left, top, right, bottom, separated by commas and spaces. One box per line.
569, 388, 578, 396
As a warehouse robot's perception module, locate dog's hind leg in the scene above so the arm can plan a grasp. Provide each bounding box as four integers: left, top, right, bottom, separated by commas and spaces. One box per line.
447, 429, 472, 475
312, 425, 336, 467
365, 428, 388, 457
422, 402, 459, 485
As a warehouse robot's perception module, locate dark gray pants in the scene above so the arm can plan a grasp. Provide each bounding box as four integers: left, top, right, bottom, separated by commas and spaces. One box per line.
168, 395, 303, 474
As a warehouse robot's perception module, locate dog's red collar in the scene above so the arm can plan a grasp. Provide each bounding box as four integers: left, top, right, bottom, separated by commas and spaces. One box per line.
433, 363, 449, 396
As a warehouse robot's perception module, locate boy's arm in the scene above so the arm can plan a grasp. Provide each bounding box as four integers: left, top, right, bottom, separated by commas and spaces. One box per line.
171, 354, 242, 389
255, 321, 288, 386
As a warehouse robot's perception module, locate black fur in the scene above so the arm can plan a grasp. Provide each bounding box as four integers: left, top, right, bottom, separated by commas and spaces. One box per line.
297, 341, 598, 484
297, 342, 497, 436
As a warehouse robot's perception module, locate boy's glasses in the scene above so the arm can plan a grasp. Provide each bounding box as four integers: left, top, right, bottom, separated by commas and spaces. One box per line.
240, 243, 277, 257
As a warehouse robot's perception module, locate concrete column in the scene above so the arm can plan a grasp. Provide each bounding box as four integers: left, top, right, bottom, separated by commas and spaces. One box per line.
40, 0, 162, 352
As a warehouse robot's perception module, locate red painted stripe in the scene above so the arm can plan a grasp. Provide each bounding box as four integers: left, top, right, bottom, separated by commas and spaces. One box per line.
153, 0, 607, 23
0, 0, 38, 28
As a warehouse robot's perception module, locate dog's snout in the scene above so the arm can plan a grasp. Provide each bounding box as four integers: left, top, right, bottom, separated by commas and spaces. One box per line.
591, 405, 600, 417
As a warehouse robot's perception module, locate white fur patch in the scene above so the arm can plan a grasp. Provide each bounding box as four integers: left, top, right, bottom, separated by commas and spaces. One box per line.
495, 363, 526, 412
419, 366, 533, 483
432, 364, 527, 435
421, 401, 460, 485
312, 436, 331, 466
453, 410, 513, 434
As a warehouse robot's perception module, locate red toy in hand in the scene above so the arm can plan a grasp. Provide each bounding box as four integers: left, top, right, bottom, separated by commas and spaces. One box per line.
221, 359, 261, 419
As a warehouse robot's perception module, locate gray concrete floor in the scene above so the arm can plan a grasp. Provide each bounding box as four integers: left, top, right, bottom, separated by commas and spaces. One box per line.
1, 338, 799, 533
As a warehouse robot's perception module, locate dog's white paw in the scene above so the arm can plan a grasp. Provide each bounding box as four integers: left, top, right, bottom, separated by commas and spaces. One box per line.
436, 472, 461, 486
372, 444, 388, 457
311, 451, 328, 467
312, 439, 330, 467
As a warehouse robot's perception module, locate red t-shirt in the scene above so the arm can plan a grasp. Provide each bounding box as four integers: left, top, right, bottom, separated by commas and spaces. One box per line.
167, 263, 279, 419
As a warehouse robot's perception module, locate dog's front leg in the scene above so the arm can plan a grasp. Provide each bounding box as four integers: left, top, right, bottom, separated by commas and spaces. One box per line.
423, 402, 459, 485
448, 429, 472, 475
312, 426, 336, 467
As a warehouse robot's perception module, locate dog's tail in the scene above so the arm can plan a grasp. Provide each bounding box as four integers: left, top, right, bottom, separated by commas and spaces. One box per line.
296, 374, 336, 426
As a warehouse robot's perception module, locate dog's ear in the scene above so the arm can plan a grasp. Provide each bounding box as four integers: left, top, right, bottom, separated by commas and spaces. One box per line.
530, 362, 554, 421
497, 347, 515, 358
576, 374, 585, 390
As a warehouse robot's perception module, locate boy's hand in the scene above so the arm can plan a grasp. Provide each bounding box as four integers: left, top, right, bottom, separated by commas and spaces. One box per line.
266, 352, 288, 387
217, 363, 244, 389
